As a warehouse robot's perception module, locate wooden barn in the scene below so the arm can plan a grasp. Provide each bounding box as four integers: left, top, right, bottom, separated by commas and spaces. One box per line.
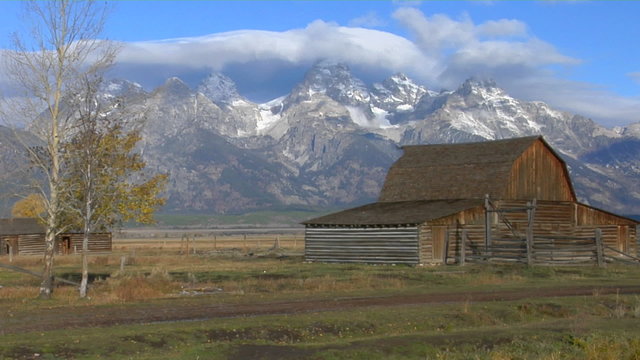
303, 136, 639, 265
0, 218, 112, 256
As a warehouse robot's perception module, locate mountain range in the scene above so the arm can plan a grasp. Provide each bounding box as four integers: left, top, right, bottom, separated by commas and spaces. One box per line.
3, 61, 640, 216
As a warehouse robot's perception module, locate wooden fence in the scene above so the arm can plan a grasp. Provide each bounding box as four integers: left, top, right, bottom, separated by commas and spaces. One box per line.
449, 229, 610, 266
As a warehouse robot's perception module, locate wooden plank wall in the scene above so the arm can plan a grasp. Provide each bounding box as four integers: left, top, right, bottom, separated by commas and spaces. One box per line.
64, 233, 112, 253
420, 200, 637, 264
15, 233, 112, 255
305, 226, 420, 265
418, 225, 433, 264
506, 140, 575, 201
17, 234, 46, 255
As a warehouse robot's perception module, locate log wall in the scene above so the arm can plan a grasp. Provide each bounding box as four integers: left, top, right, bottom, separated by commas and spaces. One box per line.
305, 226, 420, 264
12, 233, 112, 255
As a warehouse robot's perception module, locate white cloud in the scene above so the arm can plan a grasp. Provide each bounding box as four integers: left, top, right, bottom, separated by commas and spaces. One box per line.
628, 72, 640, 84
348, 12, 387, 28
115, 20, 438, 85
476, 19, 528, 38
4, 9, 637, 128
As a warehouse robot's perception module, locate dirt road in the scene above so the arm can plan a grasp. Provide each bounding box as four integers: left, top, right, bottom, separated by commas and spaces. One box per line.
3, 285, 640, 335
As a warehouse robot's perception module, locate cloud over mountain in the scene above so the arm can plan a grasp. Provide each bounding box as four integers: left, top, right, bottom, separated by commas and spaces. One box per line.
2, 8, 639, 127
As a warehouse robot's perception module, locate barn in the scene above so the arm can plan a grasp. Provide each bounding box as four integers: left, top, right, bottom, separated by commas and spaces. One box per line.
0, 218, 112, 256
303, 136, 639, 265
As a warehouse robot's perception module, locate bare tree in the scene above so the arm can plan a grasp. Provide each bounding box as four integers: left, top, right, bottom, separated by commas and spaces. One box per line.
3, 0, 117, 299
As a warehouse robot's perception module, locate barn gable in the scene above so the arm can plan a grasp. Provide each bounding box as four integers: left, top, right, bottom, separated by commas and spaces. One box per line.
378, 136, 575, 202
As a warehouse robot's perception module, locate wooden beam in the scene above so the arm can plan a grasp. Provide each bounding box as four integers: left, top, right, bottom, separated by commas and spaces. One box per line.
595, 228, 604, 267
460, 229, 467, 266
0, 262, 81, 287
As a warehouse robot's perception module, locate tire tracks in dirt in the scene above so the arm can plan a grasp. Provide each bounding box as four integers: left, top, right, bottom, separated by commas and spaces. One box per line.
3, 284, 640, 335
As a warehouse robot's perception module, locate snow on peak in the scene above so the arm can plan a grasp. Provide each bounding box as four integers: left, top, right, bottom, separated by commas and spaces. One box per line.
100, 79, 144, 98
197, 72, 242, 105
372, 73, 428, 109
299, 61, 370, 105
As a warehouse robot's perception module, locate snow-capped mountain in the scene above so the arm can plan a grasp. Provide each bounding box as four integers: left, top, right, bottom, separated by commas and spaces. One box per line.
5, 61, 639, 216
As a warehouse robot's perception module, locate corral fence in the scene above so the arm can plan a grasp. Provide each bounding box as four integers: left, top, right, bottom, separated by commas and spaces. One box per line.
448, 228, 640, 266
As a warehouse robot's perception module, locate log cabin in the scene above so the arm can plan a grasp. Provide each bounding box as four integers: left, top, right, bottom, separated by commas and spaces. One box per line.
0, 218, 111, 256
303, 136, 639, 265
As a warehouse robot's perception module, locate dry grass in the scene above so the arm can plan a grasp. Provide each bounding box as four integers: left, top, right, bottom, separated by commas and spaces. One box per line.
94, 268, 177, 302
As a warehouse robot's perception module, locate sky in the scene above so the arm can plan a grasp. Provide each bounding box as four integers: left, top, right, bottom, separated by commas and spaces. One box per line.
0, 1, 639, 128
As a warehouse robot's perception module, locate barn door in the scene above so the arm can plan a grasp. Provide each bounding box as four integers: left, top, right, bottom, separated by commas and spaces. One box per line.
432, 226, 447, 263
618, 226, 629, 253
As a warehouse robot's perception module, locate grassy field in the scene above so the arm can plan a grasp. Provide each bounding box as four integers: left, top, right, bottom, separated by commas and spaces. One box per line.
1, 235, 640, 359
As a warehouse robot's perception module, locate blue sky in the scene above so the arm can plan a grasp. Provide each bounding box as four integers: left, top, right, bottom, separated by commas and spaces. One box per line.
1, 1, 639, 127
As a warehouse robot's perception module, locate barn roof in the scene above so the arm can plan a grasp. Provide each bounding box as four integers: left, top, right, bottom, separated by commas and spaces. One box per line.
302, 199, 483, 226
0, 218, 45, 235
378, 136, 565, 202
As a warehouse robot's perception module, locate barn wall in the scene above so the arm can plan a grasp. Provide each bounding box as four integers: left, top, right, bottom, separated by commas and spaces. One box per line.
506, 140, 575, 201
420, 200, 638, 264
418, 225, 433, 264
14, 233, 112, 255
63, 233, 112, 253
18, 234, 46, 255
305, 226, 420, 264
575, 204, 638, 226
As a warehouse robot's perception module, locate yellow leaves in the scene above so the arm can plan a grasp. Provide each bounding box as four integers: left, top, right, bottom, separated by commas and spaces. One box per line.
11, 194, 46, 218
61, 120, 168, 230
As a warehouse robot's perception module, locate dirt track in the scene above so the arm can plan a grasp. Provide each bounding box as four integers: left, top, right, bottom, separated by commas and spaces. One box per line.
3, 285, 640, 335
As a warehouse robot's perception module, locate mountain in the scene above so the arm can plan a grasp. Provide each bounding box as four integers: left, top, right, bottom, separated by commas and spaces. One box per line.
3, 61, 639, 216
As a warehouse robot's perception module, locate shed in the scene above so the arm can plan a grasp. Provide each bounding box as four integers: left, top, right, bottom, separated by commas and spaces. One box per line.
303, 136, 639, 265
0, 218, 112, 256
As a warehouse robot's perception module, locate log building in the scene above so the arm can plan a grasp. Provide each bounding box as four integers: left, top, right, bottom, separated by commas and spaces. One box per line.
303, 136, 639, 265
0, 218, 111, 256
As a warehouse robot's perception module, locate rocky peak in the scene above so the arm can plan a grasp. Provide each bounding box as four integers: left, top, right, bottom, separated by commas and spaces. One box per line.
371, 73, 429, 111
455, 77, 502, 97
290, 60, 370, 106
197, 72, 243, 106
100, 79, 145, 99
153, 77, 192, 99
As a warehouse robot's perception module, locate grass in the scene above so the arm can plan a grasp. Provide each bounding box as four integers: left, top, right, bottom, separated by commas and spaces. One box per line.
2, 295, 640, 359
2, 239, 640, 359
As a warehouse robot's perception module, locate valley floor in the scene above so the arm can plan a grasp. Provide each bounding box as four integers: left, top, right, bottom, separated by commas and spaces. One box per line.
2, 237, 640, 359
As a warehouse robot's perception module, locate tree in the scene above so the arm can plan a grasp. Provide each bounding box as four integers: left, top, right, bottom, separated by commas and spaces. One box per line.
11, 193, 46, 218
4, 0, 116, 299
61, 87, 167, 297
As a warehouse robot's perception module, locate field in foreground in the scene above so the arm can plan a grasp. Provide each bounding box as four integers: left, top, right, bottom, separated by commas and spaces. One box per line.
1, 236, 640, 359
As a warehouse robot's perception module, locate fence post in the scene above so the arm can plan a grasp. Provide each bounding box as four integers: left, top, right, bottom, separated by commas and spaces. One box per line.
595, 228, 604, 267
243, 234, 247, 252
460, 229, 467, 266
213, 235, 217, 250
444, 230, 450, 265
526, 201, 534, 266
275, 235, 280, 249
120, 256, 126, 272
8, 244, 13, 263
484, 194, 492, 254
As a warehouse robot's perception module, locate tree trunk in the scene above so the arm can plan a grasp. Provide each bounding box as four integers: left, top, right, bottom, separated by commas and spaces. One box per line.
39, 226, 56, 299
79, 233, 89, 298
